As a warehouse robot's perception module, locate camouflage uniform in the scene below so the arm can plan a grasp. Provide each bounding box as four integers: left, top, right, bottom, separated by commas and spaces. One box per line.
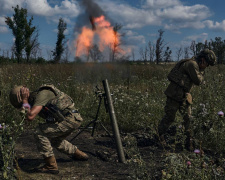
29, 85, 83, 158
158, 58, 204, 144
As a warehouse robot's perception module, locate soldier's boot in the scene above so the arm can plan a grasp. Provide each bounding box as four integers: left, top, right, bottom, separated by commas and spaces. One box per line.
37, 156, 59, 174
156, 126, 166, 147
158, 117, 173, 137
72, 148, 89, 161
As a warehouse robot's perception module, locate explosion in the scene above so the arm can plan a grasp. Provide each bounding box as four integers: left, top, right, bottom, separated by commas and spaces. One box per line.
75, 15, 121, 57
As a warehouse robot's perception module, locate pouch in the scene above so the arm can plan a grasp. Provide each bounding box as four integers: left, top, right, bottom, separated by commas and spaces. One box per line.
186, 93, 193, 104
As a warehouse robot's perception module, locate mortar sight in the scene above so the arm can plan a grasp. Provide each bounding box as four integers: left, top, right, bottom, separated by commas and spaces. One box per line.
95, 85, 104, 97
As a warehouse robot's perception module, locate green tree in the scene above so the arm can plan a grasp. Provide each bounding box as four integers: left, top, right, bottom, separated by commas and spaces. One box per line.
210, 37, 225, 64
24, 21, 39, 63
5, 5, 26, 63
190, 41, 205, 57
5, 5, 37, 63
53, 18, 67, 63
195, 42, 205, 54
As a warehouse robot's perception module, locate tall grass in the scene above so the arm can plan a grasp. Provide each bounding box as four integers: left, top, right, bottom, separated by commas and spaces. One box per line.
0, 63, 225, 179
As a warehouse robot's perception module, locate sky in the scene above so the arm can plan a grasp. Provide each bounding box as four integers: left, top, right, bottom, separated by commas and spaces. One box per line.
0, 0, 225, 61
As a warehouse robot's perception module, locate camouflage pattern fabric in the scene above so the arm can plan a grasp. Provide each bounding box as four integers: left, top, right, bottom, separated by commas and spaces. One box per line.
38, 84, 76, 115
158, 58, 204, 147
31, 84, 84, 158
34, 113, 82, 158
158, 97, 191, 136
167, 58, 192, 91
165, 58, 204, 102
30, 84, 83, 122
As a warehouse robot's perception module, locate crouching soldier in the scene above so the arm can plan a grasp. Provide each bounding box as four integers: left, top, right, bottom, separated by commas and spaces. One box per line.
9, 84, 89, 174
158, 49, 216, 150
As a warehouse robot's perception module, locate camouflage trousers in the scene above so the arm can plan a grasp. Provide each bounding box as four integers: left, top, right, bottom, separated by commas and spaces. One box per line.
158, 96, 192, 138
34, 113, 82, 158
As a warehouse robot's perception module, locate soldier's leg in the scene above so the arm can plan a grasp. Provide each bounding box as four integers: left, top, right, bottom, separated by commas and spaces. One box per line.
158, 97, 180, 136
35, 114, 88, 160
51, 115, 81, 155
34, 124, 64, 174
51, 117, 89, 160
34, 124, 56, 158
180, 101, 192, 150
34, 118, 79, 157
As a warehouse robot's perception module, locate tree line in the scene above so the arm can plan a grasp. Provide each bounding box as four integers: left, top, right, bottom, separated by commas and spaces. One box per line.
1, 5, 225, 64
2, 5, 67, 64
138, 29, 225, 64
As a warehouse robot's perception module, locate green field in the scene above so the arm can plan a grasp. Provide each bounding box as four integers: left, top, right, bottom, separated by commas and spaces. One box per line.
1, 63, 225, 179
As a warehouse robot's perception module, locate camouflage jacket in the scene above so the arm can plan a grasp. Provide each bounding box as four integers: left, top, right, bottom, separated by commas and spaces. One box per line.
165, 58, 204, 102
29, 84, 83, 122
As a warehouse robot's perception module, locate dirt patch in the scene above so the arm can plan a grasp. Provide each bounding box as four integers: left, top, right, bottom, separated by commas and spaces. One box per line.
14, 129, 165, 180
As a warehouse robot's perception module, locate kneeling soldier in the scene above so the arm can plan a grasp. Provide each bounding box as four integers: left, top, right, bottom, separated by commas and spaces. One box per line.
9, 84, 89, 174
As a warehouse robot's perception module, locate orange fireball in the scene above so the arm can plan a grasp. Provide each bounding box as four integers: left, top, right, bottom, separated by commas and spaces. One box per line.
75, 15, 121, 57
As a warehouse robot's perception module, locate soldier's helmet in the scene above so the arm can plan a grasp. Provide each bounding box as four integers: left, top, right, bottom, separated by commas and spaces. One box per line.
9, 85, 23, 108
197, 49, 217, 66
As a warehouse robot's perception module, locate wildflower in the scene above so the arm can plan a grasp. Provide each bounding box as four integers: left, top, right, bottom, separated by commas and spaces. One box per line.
0, 123, 6, 129
178, 125, 182, 129
217, 111, 224, 117
187, 161, 191, 166
194, 149, 200, 154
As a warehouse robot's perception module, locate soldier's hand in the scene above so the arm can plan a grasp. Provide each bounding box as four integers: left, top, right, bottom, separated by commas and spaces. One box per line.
20, 87, 30, 103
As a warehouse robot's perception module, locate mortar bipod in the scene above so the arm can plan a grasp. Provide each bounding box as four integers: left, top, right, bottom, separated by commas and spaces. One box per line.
70, 86, 111, 142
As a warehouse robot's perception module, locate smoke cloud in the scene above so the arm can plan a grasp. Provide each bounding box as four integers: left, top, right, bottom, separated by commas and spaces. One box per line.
80, 0, 106, 18
74, 0, 110, 31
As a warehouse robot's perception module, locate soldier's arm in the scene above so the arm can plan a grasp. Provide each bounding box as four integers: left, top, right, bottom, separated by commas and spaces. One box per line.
26, 90, 56, 121
20, 87, 43, 121
186, 61, 204, 85
25, 106, 43, 121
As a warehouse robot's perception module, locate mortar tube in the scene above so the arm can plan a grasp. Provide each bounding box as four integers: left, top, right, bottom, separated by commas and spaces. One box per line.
102, 79, 126, 163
